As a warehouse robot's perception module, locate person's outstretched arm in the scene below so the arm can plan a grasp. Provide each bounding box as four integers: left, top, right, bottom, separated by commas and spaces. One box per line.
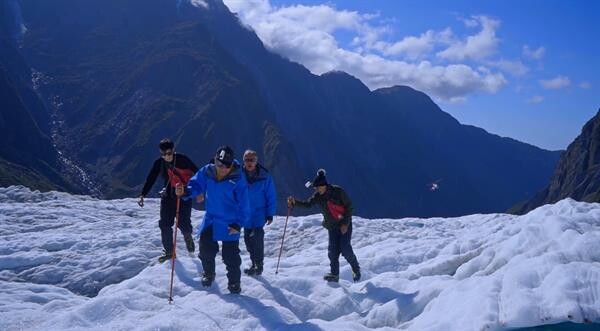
180, 166, 207, 200
291, 193, 317, 208
138, 158, 161, 207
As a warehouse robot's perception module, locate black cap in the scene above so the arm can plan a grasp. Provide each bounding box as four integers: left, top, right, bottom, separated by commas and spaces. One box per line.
215, 146, 234, 167
159, 138, 174, 151
311, 169, 327, 187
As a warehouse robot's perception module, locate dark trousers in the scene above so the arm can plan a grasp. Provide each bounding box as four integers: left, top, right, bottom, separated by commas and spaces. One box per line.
159, 197, 192, 254
243, 227, 265, 266
199, 225, 241, 285
328, 223, 360, 275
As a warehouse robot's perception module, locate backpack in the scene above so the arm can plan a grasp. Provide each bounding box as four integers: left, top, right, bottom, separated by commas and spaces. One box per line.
167, 167, 194, 187
327, 200, 346, 221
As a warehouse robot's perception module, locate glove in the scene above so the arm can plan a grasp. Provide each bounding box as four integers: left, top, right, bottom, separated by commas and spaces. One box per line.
175, 183, 185, 197
287, 196, 295, 208
340, 224, 349, 235
228, 223, 241, 235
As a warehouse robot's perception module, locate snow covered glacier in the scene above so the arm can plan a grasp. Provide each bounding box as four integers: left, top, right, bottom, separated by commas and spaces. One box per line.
0, 186, 598, 331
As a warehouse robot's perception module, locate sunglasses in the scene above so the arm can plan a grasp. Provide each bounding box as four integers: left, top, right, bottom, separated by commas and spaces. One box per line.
215, 159, 230, 168
243, 158, 257, 163
160, 150, 174, 156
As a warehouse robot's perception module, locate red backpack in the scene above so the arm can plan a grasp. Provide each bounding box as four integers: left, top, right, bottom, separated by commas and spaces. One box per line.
167, 167, 194, 187
327, 200, 346, 221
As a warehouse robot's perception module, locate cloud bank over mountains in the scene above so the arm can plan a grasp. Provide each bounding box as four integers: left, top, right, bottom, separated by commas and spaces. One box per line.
222, 0, 550, 102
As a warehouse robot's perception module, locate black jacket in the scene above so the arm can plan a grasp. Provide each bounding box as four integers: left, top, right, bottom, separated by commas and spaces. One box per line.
295, 184, 353, 230
141, 153, 198, 198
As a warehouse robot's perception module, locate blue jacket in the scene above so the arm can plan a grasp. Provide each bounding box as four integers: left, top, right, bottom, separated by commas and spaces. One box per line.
245, 164, 277, 228
184, 160, 250, 241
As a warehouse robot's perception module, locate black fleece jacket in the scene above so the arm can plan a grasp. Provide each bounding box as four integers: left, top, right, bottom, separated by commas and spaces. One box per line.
294, 184, 353, 230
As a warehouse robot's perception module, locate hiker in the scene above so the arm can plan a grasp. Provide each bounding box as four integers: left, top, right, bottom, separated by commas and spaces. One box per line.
138, 138, 198, 263
176, 146, 250, 294
287, 169, 361, 282
241, 150, 277, 276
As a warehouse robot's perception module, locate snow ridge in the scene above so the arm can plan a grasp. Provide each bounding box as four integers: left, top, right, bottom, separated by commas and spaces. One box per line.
0, 186, 599, 331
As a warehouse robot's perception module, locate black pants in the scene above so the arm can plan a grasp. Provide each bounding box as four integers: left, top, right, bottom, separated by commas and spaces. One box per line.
158, 197, 193, 254
199, 224, 241, 285
243, 227, 265, 266
328, 223, 360, 275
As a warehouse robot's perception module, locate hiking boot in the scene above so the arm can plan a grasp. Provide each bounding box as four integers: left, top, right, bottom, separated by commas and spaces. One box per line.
184, 234, 195, 253
352, 269, 361, 282
158, 252, 174, 263
254, 263, 263, 276
201, 273, 215, 288
243, 263, 257, 275
227, 282, 241, 294
323, 273, 339, 282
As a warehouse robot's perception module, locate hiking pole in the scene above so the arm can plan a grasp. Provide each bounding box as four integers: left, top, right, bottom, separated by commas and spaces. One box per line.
168, 195, 181, 304
275, 207, 291, 275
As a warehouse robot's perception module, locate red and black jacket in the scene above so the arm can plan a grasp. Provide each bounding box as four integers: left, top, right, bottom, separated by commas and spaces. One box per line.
141, 153, 198, 199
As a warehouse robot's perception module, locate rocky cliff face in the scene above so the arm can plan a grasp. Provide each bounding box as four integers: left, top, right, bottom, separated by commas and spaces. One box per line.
511, 110, 600, 214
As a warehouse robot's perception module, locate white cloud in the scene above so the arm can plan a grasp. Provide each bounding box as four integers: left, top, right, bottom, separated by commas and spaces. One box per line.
540, 75, 571, 89
462, 17, 480, 28
183, 0, 207, 8
487, 59, 529, 77
523, 45, 545, 60
437, 15, 500, 61
373, 30, 436, 59
335, 55, 507, 100
223, 0, 507, 100
448, 96, 467, 103
527, 95, 544, 104
273, 5, 364, 32
579, 81, 592, 89
367, 27, 456, 61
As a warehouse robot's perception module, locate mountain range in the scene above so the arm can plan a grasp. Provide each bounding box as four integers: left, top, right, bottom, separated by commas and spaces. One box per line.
0, 0, 563, 217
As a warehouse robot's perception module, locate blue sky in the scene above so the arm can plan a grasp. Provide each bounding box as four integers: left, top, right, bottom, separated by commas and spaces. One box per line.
223, 0, 599, 150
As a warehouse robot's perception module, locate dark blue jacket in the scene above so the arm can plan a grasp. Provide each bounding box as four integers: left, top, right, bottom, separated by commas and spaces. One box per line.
245, 164, 277, 228
184, 160, 250, 241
